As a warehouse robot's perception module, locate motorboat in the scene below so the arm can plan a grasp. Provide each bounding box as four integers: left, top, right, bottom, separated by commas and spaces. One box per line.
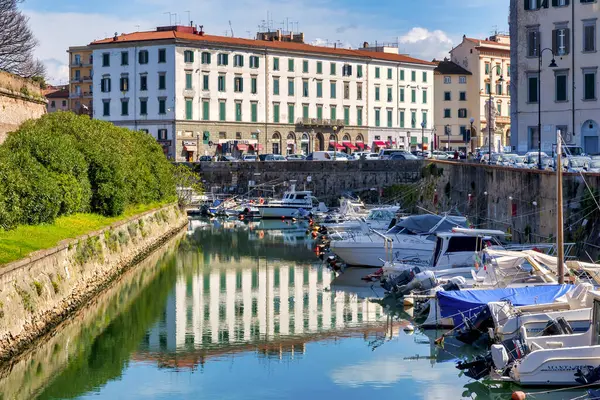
255, 183, 320, 219
328, 214, 468, 267
320, 206, 401, 233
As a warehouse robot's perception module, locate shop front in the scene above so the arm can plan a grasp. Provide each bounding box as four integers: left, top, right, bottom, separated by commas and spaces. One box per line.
182, 141, 197, 162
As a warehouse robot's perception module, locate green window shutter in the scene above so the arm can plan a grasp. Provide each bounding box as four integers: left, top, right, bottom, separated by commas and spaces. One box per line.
330, 63, 336, 75
158, 99, 165, 114
400, 88, 405, 102
387, 87, 392, 102
317, 62, 322, 74
375, 87, 380, 101
219, 102, 226, 121
344, 107, 349, 125
273, 78, 279, 95
236, 103, 242, 121
202, 101, 209, 120
185, 99, 192, 120
251, 103, 257, 122
422, 71, 427, 82
288, 79, 294, 96
357, 65, 362, 78
273, 103, 279, 123
422, 90, 427, 104
203, 131, 210, 144
400, 111, 405, 128
387, 110, 392, 128
288, 104, 295, 123
411, 70, 416, 81
303, 105, 309, 119
121, 100, 128, 116
140, 99, 147, 115
411, 112, 417, 128
375, 67, 380, 79
357, 108, 363, 126
273, 57, 279, 71
330, 82, 336, 99
185, 73, 192, 89
375, 109, 380, 127
317, 82, 322, 97
411, 136, 417, 145
387, 68, 392, 79
400, 69, 405, 80
330, 107, 336, 120
251, 77, 257, 94
411, 89, 416, 103
288, 58, 294, 72
317, 105, 323, 120
303, 60, 308, 73
203, 75, 209, 90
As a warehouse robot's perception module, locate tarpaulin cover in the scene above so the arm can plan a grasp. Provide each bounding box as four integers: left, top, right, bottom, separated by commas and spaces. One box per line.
387, 215, 467, 235
437, 285, 573, 326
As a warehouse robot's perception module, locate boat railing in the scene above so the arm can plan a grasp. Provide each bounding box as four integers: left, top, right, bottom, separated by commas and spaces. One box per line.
504, 242, 576, 259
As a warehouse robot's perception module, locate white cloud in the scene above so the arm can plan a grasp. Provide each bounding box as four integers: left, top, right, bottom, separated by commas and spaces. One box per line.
397, 28, 456, 61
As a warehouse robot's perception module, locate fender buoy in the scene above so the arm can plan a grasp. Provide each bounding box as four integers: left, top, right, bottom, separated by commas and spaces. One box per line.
258, 231, 265, 239
259, 198, 265, 205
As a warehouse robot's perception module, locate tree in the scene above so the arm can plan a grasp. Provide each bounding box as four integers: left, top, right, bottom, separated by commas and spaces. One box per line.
173, 164, 204, 208
0, 0, 46, 78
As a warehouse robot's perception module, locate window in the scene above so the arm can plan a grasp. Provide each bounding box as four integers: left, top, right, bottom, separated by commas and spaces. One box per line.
375, 67, 380, 79
158, 98, 166, 114
316, 104, 323, 120
250, 56, 260, 68
158, 73, 166, 90
528, 74, 539, 103
344, 82, 350, 99
444, 91, 451, 101
422, 71, 427, 83
102, 100, 110, 116
584, 69, 596, 100
507, 66, 511, 77
375, 86, 380, 101
201, 52, 211, 64
459, 91, 466, 101
184, 50, 194, 63
527, 30, 540, 57
251, 77, 257, 94
343, 64, 352, 77
102, 53, 110, 67
219, 101, 226, 121
387, 109, 393, 127
444, 76, 451, 84
288, 104, 295, 124
344, 106, 350, 125
399, 110, 405, 128
303, 79, 309, 97
375, 108, 381, 127
411, 89, 416, 103
139, 98, 147, 116
251, 102, 258, 122
400, 69, 405, 81
316, 80, 323, 98
302, 60, 309, 73
273, 103, 280, 123
485, 63, 490, 74
234, 55, 244, 67
485, 83, 491, 94
422, 89, 427, 104
584, 20, 596, 52
273, 77, 280, 95
422, 111, 427, 126
411, 111, 417, 128
302, 104, 309, 119
496, 84, 503, 95
185, 99, 193, 120
138, 50, 149, 64
119, 76, 128, 92
444, 109, 451, 118
50, 100, 55, 108
121, 51, 129, 66
185, 73, 192, 90
234, 76, 243, 93
357, 82, 363, 100
524, 0, 546, 10
203, 74, 209, 90
411, 70, 416, 82
459, 76, 467, 84
387, 86, 393, 102
330, 81, 336, 99
217, 53, 229, 66
387, 68, 393, 80
100, 77, 111, 92
158, 129, 167, 140
497, 103, 502, 115
357, 107, 363, 126
235, 102, 242, 122
202, 100, 209, 120
357, 65, 363, 78
289, 58, 295, 72
400, 88, 405, 102
273, 57, 279, 71
555, 71, 568, 101
288, 78, 294, 96
553, 27, 570, 56
458, 108, 467, 118
218, 75, 226, 91
330, 106, 336, 120
62, 100, 66, 107
140, 75, 147, 91
158, 48, 166, 63
330, 62, 336, 75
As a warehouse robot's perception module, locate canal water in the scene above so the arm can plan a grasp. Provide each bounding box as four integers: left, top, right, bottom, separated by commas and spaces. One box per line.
0, 219, 590, 399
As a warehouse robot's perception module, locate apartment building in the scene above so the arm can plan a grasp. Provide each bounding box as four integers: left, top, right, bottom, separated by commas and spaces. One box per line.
89, 25, 435, 161
433, 59, 475, 152
67, 46, 94, 115
44, 85, 69, 113
510, 0, 600, 154
448, 34, 511, 153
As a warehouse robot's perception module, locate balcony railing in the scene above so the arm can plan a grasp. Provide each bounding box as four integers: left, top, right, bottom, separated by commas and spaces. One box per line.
82, 76, 93, 82
296, 118, 345, 128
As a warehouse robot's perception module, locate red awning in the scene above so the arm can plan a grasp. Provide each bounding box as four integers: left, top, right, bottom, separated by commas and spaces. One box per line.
373, 141, 386, 147
343, 141, 358, 150
237, 144, 248, 151
249, 144, 264, 151
364, 144, 371, 150
329, 141, 345, 150
356, 142, 365, 149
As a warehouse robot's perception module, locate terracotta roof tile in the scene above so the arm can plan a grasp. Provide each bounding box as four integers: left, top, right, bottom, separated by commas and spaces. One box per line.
464, 37, 510, 48
91, 29, 435, 66
434, 60, 472, 75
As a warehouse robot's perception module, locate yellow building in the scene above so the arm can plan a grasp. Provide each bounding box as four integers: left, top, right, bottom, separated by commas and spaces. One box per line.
67, 45, 93, 115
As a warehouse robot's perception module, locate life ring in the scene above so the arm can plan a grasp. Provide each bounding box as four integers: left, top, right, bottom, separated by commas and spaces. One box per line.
259, 231, 265, 239
259, 198, 265, 205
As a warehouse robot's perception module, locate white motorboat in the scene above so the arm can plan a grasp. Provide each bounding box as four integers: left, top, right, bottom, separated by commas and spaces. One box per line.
321, 206, 400, 233
328, 214, 468, 267
255, 183, 319, 219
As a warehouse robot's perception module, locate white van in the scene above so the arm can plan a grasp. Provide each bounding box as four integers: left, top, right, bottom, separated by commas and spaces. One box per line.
310, 151, 348, 161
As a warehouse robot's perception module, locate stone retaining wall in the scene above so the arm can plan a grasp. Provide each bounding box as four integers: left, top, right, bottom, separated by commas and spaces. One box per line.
0, 204, 188, 362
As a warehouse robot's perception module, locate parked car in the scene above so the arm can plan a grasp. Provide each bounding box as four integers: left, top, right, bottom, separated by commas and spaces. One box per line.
258, 154, 286, 161
510, 155, 528, 169
498, 153, 518, 166
411, 150, 431, 159
523, 151, 549, 168
217, 155, 237, 162
431, 151, 452, 160
309, 151, 348, 161
198, 155, 212, 162
564, 156, 591, 173
389, 153, 419, 160
378, 149, 410, 160
286, 154, 306, 161
587, 159, 600, 173
241, 154, 257, 162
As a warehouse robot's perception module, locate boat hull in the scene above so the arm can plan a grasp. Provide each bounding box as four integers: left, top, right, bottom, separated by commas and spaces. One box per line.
257, 205, 310, 219
330, 241, 434, 267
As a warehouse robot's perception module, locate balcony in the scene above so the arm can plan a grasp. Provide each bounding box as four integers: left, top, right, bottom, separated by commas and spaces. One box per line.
69, 92, 82, 99
296, 118, 345, 128
83, 91, 93, 98
70, 61, 92, 67
70, 77, 82, 83
83, 76, 93, 82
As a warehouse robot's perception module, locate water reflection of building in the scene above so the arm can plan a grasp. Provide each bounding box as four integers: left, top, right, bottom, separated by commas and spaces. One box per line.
140, 259, 388, 363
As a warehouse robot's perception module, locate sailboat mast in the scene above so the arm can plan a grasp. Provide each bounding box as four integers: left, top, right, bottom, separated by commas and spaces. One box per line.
557, 131, 564, 284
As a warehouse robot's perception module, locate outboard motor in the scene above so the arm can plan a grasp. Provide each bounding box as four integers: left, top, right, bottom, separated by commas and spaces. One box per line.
456, 338, 527, 380
393, 270, 437, 297
381, 267, 421, 292
455, 305, 495, 345
440, 276, 465, 292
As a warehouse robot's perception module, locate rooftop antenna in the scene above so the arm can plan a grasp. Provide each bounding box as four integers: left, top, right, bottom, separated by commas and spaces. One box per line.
229, 20, 234, 37
135, 25, 140, 32
246, 30, 252, 38
164, 12, 173, 25
172, 13, 178, 25
185, 10, 191, 25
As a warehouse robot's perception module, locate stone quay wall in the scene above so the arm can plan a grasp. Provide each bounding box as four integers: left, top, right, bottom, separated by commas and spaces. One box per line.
0, 204, 188, 362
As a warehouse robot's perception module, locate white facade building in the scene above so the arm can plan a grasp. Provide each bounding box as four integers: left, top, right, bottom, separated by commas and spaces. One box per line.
90, 26, 435, 161
510, 0, 600, 154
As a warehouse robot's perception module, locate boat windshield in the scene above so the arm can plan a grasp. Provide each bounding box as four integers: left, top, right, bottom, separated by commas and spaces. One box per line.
568, 158, 587, 168
366, 209, 395, 221
386, 215, 468, 235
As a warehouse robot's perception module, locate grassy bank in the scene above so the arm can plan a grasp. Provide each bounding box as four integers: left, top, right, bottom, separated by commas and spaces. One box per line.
0, 202, 172, 266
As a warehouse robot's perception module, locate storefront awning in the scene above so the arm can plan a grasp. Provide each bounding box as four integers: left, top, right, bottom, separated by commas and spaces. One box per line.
237, 144, 248, 151
329, 141, 345, 150
183, 145, 197, 152
249, 144, 264, 151
343, 141, 358, 150
373, 141, 386, 147
356, 142, 365, 149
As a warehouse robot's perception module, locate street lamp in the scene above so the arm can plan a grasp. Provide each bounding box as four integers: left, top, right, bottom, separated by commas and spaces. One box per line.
255, 129, 261, 158
420, 120, 426, 153
487, 65, 504, 165
333, 126, 338, 161
537, 48, 558, 169
445, 124, 450, 151
469, 117, 475, 156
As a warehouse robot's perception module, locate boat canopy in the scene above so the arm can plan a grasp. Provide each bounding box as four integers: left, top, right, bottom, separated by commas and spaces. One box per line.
387, 215, 467, 235
437, 285, 573, 326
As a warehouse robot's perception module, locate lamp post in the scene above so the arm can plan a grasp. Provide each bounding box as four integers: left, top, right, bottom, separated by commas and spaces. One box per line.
537, 48, 558, 169
420, 120, 426, 154
445, 124, 450, 151
469, 117, 475, 156
487, 65, 504, 165
255, 129, 261, 158
333, 126, 338, 161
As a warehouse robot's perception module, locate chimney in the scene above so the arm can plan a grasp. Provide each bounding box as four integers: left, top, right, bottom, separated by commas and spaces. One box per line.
113, 32, 118, 41
199, 25, 204, 36
334, 42, 337, 49
363, 41, 369, 48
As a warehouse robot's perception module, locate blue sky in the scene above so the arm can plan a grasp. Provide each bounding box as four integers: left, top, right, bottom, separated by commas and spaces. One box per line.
21, 0, 510, 84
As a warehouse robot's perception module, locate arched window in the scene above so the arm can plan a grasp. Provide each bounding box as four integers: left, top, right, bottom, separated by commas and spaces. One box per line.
329, 134, 337, 142
272, 132, 282, 155
301, 133, 309, 141
287, 132, 296, 141
342, 134, 350, 141
356, 133, 364, 142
